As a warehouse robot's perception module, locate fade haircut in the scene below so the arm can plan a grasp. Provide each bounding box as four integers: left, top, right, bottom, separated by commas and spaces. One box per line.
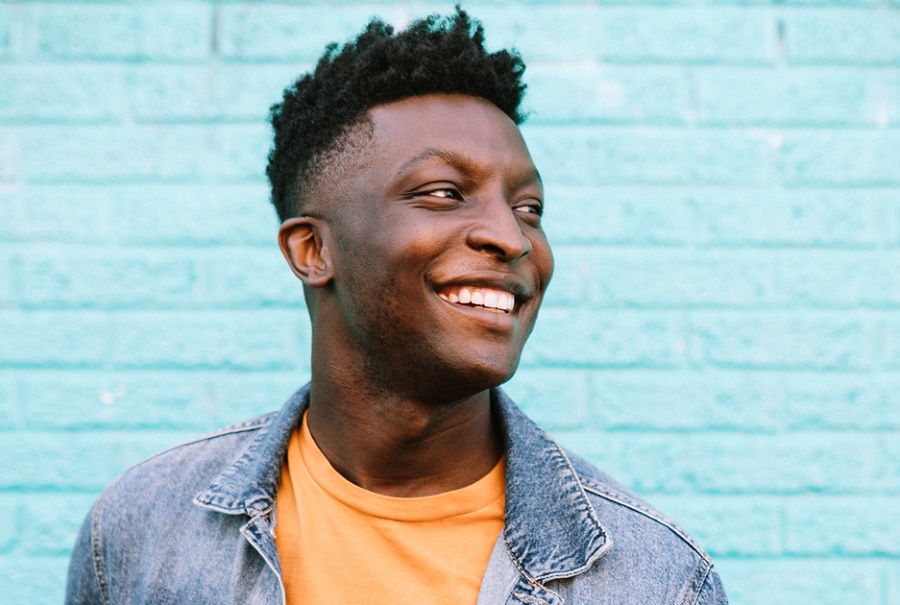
266, 7, 528, 222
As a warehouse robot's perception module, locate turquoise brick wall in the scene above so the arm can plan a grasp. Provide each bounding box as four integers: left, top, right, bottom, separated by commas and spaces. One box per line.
1, 1, 898, 603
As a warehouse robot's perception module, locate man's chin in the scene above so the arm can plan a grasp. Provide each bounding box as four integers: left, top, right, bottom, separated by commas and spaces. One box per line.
426, 358, 521, 401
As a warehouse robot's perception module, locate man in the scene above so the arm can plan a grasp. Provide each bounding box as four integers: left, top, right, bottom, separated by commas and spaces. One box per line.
67, 9, 728, 605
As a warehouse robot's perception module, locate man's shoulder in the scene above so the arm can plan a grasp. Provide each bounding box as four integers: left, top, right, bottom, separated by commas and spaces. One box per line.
552, 448, 725, 602
565, 448, 710, 561
96, 412, 277, 511
558, 446, 711, 566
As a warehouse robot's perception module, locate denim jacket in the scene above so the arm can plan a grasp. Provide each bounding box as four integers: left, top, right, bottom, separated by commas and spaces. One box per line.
66, 385, 728, 605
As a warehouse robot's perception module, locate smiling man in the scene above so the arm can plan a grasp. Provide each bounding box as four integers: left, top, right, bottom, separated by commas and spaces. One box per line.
67, 9, 727, 605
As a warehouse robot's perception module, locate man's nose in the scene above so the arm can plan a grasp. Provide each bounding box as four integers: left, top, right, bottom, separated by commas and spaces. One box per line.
465, 195, 532, 261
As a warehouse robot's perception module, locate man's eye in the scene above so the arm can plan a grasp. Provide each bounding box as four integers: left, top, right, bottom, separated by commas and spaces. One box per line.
516, 201, 543, 217
424, 188, 461, 199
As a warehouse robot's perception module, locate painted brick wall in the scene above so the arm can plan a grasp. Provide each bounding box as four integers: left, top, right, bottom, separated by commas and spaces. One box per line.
1, 2, 898, 603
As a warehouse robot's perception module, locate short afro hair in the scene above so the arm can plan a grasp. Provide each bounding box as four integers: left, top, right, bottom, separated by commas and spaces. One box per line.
266, 7, 528, 222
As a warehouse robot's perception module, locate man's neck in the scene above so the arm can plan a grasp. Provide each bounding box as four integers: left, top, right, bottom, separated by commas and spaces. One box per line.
305, 377, 503, 498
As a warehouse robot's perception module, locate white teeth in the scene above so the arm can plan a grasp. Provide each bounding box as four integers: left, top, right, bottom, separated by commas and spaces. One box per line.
438, 286, 516, 313
502, 292, 514, 310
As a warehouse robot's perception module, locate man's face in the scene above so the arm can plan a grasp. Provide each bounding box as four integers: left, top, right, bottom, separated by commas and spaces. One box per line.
320, 94, 554, 400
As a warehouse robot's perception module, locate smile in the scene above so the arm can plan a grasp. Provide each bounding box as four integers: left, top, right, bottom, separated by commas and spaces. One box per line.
437, 286, 515, 313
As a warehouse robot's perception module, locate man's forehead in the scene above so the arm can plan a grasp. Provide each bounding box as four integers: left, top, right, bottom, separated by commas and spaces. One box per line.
362, 94, 536, 172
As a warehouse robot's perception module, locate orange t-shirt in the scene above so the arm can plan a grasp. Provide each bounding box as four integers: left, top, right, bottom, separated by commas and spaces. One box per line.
275, 415, 506, 605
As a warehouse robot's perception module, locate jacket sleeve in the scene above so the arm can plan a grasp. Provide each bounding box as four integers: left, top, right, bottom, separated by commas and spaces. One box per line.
65, 505, 107, 605
695, 567, 729, 605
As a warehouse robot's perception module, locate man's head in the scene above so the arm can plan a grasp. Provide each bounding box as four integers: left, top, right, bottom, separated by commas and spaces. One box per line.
266, 7, 527, 222
274, 10, 552, 399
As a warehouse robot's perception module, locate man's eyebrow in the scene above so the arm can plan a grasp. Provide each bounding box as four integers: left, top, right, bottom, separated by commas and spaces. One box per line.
394, 147, 543, 186
394, 148, 476, 179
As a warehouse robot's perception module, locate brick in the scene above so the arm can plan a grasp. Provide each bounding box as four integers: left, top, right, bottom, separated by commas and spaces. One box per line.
595, 8, 773, 64
127, 64, 298, 122
886, 73, 900, 127
524, 126, 768, 186
526, 65, 688, 125
650, 495, 781, 556
214, 123, 271, 182
881, 318, 900, 370
522, 309, 684, 368
19, 494, 97, 556
0, 496, 16, 552
591, 371, 780, 431
695, 67, 875, 126
0, 374, 15, 428
0, 556, 70, 605
13, 185, 113, 245
476, 6, 602, 63
17, 370, 302, 431
219, 5, 370, 61
542, 187, 693, 246
560, 432, 886, 494
0, 311, 109, 368
889, 563, 900, 605
0, 65, 123, 123
0, 190, 20, 242
691, 190, 881, 247
0, 130, 22, 183
27, 5, 211, 61
17, 246, 199, 309
716, 559, 882, 605
24, 126, 210, 184
565, 248, 777, 308
13, 244, 297, 314
786, 11, 900, 65
218, 64, 304, 120
502, 368, 590, 430
109, 310, 308, 370
880, 436, 900, 490
777, 0, 880, 5
780, 251, 900, 307
782, 132, 900, 186
693, 312, 868, 370
478, 7, 773, 64
785, 496, 900, 555
199, 247, 303, 307
0, 247, 12, 308
0, 430, 194, 490
0, 6, 16, 60
781, 374, 900, 430
108, 184, 277, 247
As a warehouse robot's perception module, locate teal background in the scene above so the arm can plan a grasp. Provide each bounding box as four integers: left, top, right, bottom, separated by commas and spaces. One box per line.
2, 1, 900, 603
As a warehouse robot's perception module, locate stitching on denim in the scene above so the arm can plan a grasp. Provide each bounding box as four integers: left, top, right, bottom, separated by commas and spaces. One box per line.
504, 539, 538, 585
513, 592, 551, 605
678, 556, 712, 605
149, 412, 276, 458
580, 477, 711, 562
546, 446, 606, 539
530, 442, 612, 583
90, 502, 111, 605
121, 413, 276, 501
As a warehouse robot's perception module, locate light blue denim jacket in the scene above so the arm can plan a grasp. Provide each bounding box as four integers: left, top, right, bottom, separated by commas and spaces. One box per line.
66, 385, 728, 605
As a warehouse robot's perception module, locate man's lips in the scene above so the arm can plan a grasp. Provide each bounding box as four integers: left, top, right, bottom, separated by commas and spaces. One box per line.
432, 273, 533, 315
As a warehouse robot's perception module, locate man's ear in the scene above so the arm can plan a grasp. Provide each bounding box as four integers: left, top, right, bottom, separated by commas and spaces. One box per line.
278, 217, 334, 287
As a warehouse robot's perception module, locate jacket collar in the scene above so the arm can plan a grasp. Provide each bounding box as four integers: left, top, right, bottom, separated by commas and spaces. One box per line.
494, 388, 610, 582
194, 384, 610, 581
194, 385, 309, 516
